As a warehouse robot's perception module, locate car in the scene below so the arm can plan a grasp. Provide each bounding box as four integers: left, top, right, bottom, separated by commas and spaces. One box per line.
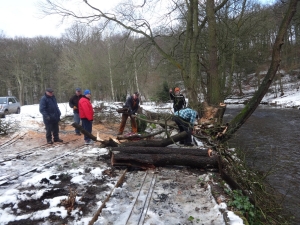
0, 96, 21, 118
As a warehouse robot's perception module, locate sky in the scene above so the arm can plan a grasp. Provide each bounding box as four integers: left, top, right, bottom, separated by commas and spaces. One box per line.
0, 0, 68, 38
0, 0, 118, 38
0, 0, 277, 39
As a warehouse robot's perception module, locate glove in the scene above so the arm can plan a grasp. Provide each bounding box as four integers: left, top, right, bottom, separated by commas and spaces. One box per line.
73, 106, 77, 109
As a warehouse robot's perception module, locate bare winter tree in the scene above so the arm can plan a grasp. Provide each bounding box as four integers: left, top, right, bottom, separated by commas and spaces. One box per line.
39, 0, 299, 141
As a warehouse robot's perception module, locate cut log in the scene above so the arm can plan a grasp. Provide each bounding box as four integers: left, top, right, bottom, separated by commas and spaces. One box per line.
111, 152, 218, 169
110, 146, 210, 156
100, 138, 120, 147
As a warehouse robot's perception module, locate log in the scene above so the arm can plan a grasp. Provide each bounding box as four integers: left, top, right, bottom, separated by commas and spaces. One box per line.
116, 130, 165, 140
110, 146, 210, 156
119, 131, 188, 147
134, 115, 178, 129
111, 152, 218, 169
116, 108, 129, 114
71, 122, 97, 141
100, 138, 120, 147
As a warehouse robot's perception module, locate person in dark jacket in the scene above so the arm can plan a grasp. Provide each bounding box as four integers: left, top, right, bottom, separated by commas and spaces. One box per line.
39, 88, 63, 144
69, 87, 83, 135
118, 92, 140, 135
169, 87, 186, 112
173, 107, 198, 146
78, 89, 94, 145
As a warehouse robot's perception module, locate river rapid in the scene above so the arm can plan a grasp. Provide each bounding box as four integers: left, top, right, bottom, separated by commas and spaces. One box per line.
223, 105, 300, 224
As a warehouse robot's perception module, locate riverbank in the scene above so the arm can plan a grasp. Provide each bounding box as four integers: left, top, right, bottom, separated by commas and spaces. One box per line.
224, 71, 300, 108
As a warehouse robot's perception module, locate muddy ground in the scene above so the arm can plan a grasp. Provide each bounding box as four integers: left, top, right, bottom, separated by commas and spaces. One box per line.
0, 119, 233, 225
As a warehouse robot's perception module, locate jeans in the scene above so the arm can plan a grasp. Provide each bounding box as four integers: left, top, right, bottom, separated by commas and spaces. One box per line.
82, 119, 93, 141
73, 112, 81, 134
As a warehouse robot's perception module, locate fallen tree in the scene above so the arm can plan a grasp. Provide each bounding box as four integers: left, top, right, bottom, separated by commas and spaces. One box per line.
110, 147, 218, 169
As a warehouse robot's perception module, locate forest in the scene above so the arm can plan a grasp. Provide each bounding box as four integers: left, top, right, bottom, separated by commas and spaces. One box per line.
1, 0, 298, 108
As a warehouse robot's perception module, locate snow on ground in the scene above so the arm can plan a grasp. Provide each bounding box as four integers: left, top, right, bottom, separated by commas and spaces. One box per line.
1, 71, 298, 224
0, 100, 247, 225
225, 72, 300, 108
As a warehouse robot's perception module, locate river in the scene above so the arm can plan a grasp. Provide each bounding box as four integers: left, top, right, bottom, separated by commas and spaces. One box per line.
223, 105, 300, 224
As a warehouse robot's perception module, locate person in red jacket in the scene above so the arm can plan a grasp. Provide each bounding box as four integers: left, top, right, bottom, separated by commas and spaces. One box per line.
78, 89, 94, 144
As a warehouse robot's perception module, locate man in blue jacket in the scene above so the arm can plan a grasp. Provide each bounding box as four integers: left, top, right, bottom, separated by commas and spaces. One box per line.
39, 88, 63, 144
174, 107, 198, 146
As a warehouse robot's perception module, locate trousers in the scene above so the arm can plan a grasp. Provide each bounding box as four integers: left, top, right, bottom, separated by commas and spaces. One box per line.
173, 116, 192, 144
82, 119, 93, 141
118, 113, 137, 134
45, 122, 59, 141
73, 112, 81, 134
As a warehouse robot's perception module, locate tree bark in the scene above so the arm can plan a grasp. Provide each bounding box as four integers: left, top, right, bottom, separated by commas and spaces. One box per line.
110, 146, 210, 156
71, 122, 97, 141
119, 131, 188, 147
111, 152, 218, 169
222, 0, 299, 143
116, 130, 165, 140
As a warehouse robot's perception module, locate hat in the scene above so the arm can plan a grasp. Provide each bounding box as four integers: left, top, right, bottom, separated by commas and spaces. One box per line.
174, 87, 180, 92
76, 88, 81, 91
84, 89, 91, 95
134, 91, 139, 96
45, 88, 54, 93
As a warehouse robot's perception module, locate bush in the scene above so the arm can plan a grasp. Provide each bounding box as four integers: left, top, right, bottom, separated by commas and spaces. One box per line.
137, 114, 147, 133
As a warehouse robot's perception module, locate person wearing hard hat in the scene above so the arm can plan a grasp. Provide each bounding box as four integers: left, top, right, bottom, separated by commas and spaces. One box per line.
169, 87, 186, 112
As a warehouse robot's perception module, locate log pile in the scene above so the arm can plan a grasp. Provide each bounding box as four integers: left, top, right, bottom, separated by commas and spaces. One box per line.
72, 108, 226, 170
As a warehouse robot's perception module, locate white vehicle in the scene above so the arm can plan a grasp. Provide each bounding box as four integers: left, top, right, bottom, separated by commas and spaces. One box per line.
0, 96, 21, 118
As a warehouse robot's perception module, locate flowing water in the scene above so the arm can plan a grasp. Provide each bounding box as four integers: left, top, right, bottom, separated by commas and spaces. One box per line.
223, 105, 300, 224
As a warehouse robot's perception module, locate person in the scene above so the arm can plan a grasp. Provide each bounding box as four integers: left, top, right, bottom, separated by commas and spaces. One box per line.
39, 88, 63, 144
173, 107, 198, 146
69, 87, 83, 135
169, 87, 186, 112
78, 89, 94, 145
118, 92, 140, 135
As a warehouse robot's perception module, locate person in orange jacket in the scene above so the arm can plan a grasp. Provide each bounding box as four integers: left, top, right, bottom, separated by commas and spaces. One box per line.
169, 87, 186, 112
78, 89, 94, 144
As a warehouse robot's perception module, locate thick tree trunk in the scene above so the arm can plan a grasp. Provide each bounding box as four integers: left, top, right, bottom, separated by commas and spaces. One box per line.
117, 130, 164, 140
200, 102, 226, 125
222, 0, 299, 143
110, 146, 210, 156
119, 131, 188, 147
111, 151, 218, 169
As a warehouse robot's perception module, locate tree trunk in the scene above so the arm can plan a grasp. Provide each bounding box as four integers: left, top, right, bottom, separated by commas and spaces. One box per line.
72, 122, 97, 141
119, 131, 188, 147
111, 152, 218, 169
222, 0, 299, 143
110, 146, 210, 156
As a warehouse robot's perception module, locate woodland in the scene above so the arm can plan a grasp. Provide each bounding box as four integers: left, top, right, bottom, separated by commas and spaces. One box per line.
0, 0, 299, 140
1, 0, 300, 224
